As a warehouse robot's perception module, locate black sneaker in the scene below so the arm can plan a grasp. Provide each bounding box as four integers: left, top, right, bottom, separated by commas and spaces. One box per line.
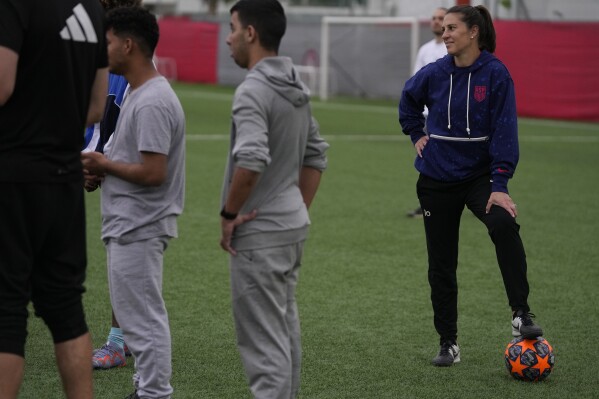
512, 310, 543, 339
124, 391, 139, 399
432, 340, 460, 367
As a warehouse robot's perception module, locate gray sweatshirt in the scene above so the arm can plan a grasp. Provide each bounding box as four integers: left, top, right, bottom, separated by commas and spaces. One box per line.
221, 56, 329, 250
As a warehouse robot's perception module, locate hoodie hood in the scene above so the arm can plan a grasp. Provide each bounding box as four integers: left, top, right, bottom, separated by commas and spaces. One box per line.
246, 56, 310, 107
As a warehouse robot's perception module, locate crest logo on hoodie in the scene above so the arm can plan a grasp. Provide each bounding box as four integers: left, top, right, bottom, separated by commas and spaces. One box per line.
474, 86, 487, 102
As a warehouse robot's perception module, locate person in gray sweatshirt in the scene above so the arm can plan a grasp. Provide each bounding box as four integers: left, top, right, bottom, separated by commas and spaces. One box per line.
220, 1, 329, 397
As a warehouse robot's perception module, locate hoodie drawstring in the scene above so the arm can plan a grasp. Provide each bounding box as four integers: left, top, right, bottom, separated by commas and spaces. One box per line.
447, 74, 452, 130
447, 72, 472, 137
466, 72, 471, 136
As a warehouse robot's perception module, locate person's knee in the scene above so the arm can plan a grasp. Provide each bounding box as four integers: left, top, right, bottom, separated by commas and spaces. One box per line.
486, 207, 519, 235
33, 296, 88, 343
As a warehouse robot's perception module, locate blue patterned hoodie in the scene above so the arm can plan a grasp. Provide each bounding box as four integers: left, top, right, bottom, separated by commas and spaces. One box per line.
399, 50, 518, 193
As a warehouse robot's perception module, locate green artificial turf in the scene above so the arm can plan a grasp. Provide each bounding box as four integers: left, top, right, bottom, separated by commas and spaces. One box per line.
18, 82, 599, 398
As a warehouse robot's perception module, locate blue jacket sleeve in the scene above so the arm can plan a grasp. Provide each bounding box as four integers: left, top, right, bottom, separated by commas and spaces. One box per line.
488, 75, 519, 193
399, 73, 427, 145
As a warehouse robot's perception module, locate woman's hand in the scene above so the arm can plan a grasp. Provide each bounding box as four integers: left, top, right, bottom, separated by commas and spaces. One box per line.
415, 135, 429, 158
486, 192, 518, 217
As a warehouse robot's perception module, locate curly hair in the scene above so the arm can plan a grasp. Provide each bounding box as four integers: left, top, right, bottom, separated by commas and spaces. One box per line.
99, 0, 143, 11
106, 6, 158, 58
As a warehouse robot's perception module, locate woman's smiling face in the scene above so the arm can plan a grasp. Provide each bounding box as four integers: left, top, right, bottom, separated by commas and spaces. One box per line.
442, 12, 478, 58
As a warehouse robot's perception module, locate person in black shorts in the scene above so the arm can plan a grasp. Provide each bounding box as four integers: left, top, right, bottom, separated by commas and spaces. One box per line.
0, 0, 108, 397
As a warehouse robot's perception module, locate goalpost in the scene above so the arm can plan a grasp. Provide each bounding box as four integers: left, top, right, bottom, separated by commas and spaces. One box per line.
319, 16, 420, 101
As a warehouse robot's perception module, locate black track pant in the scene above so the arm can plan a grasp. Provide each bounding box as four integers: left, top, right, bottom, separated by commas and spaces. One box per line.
417, 173, 530, 343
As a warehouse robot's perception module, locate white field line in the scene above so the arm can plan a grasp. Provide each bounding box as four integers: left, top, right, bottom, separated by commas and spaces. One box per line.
186, 134, 599, 143
177, 90, 397, 114
177, 90, 599, 138
185, 134, 407, 141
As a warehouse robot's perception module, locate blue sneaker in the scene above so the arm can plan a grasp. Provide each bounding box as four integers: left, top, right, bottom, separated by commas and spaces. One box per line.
92, 341, 126, 369
94, 342, 131, 357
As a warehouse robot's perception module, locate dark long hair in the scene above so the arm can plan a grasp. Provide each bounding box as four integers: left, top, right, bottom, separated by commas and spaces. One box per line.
447, 5, 496, 53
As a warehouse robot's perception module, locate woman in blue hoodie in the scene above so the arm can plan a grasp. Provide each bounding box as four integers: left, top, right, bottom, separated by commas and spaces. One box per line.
399, 5, 545, 367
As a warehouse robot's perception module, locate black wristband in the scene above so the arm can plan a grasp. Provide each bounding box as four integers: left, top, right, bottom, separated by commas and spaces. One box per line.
220, 207, 238, 220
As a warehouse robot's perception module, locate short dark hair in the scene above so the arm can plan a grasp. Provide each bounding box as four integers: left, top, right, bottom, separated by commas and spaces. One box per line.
447, 5, 496, 53
230, 0, 286, 52
100, 0, 143, 11
106, 7, 159, 58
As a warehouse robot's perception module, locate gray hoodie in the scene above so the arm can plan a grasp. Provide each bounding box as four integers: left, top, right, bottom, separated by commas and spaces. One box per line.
221, 56, 329, 251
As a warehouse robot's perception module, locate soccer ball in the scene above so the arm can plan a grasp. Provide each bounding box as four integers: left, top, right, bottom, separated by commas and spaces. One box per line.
504, 337, 555, 381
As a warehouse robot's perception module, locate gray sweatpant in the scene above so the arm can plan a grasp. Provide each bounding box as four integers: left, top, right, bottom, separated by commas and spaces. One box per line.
106, 237, 173, 399
230, 242, 305, 399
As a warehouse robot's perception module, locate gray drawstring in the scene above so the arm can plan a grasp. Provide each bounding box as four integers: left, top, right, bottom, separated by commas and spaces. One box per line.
447, 74, 452, 129
447, 72, 472, 137
466, 72, 471, 136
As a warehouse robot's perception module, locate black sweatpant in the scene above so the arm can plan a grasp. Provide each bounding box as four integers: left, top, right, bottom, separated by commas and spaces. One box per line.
417, 173, 530, 343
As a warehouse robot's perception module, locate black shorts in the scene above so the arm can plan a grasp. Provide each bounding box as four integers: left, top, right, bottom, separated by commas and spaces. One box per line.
0, 181, 88, 356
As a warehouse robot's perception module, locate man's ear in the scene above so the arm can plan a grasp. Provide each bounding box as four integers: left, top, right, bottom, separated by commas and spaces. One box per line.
124, 37, 134, 54
246, 25, 257, 44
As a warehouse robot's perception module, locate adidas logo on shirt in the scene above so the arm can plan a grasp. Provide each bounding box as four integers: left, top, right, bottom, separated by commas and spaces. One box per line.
59, 3, 98, 43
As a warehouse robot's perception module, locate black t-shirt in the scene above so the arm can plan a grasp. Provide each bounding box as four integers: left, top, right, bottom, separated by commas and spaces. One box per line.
0, 0, 108, 182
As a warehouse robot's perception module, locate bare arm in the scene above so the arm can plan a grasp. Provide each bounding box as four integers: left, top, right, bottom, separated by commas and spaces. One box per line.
85, 67, 109, 126
299, 166, 323, 210
0, 46, 18, 106
81, 150, 167, 187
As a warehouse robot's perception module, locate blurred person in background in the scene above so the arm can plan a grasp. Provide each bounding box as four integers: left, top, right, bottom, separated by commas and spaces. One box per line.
406, 6, 447, 218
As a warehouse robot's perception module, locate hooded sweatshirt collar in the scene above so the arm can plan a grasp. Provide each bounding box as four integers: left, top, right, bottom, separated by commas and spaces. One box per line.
246, 56, 310, 108
438, 50, 496, 74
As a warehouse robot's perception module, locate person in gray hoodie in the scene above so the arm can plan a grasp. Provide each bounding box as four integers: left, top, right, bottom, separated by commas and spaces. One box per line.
221, 0, 329, 397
